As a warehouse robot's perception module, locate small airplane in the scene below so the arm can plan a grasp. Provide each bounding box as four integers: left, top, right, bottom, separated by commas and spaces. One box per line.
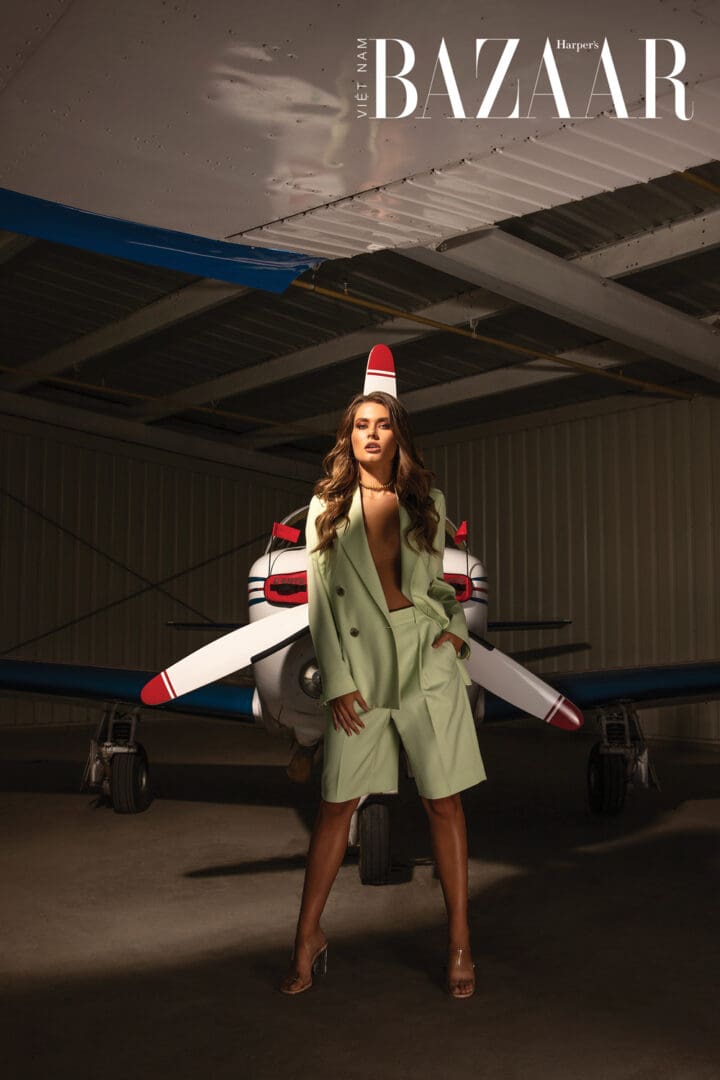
132, 345, 586, 878
3, 362, 720, 881
2, 343, 719, 884
125, 344, 713, 881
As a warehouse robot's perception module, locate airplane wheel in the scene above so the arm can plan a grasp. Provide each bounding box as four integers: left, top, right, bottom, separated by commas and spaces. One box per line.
587, 742, 626, 815
358, 801, 391, 885
111, 743, 153, 814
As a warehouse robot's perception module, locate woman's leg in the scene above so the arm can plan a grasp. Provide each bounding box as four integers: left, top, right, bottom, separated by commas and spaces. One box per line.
421, 793, 475, 993
280, 795, 361, 989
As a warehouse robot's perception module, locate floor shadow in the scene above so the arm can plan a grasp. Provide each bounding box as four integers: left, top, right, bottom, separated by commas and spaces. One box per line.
3, 825, 718, 1080
1, 720, 719, 1079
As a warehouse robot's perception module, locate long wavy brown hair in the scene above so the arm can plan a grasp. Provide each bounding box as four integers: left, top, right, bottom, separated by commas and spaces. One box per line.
309, 391, 441, 556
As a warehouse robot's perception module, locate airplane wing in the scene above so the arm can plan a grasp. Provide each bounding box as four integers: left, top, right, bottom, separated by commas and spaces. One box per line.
0, 187, 319, 294
0, 659, 256, 722
1, 4, 713, 266
4, 656, 719, 732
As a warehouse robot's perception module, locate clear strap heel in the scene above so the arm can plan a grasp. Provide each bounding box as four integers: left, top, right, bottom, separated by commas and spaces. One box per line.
312, 944, 328, 977
280, 942, 328, 995
447, 945, 476, 999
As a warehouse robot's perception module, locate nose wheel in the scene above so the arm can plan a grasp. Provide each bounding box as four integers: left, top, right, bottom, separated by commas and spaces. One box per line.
358, 798, 392, 885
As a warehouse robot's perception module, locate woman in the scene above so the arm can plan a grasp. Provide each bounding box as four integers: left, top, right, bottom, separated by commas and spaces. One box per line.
279, 390, 487, 998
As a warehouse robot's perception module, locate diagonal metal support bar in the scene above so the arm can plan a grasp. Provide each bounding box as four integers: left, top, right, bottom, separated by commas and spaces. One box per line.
0, 390, 317, 484
0, 279, 251, 393
405, 229, 720, 383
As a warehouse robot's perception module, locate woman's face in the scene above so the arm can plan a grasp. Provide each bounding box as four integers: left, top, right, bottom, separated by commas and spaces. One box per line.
351, 401, 398, 470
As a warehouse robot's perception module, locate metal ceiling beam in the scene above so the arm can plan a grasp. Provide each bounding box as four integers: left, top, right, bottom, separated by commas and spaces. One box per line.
238, 340, 642, 450
5, 205, 718, 439
131, 205, 720, 427
0, 279, 252, 393
0, 391, 317, 485
405, 229, 720, 382
577, 205, 720, 278
246, 311, 719, 450
127, 288, 515, 423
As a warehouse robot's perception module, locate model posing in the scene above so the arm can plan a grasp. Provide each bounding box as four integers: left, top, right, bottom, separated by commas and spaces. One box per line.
279, 390, 487, 999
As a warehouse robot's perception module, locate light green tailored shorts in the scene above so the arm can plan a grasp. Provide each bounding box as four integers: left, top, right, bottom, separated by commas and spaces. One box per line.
321, 604, 487, 802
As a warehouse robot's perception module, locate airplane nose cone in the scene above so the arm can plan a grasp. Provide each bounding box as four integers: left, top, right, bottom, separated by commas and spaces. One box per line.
546, 695, 584, 730
141, 673, 173, 706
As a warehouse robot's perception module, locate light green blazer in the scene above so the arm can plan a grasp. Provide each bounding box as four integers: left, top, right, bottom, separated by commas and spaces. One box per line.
305, 485, 472, 709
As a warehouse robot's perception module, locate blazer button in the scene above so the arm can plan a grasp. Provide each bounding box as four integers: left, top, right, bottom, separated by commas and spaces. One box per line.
349, 626, 359, 636
336, 586, 345, 595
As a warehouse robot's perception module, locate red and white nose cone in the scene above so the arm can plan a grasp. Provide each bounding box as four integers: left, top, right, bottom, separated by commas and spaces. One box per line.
545, 696, 584, 731
363, 344, 397, 396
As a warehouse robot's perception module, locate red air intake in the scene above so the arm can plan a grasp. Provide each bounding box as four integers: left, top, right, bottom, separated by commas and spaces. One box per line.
264, 572, 308, 606
443, 573, 472, 604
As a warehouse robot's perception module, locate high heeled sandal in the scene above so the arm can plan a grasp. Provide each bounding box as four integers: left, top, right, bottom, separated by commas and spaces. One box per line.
279, 942, 328, 995
447, 945, 475, 999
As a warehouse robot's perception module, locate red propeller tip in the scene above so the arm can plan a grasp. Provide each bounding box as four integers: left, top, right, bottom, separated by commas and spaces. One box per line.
367, 344, 395, 373
141, 673, 173, 706
546, 696, 584, 731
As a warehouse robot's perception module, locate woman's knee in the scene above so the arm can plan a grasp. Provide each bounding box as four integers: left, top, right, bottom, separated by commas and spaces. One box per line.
421, 792, 463, 819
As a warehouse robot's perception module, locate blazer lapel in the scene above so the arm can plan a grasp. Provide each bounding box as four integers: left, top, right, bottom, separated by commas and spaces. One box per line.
338, 485, 425, 616
398, 498, 424, 599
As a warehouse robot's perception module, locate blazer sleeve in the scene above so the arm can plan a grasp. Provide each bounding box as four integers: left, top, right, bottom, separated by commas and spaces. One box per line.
426, 489, 472, 660
305, 496, 359, 705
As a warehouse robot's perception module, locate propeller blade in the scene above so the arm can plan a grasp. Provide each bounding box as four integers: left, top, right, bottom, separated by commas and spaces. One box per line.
363, 344, 397, 396
142, 605, 309, 704
466, 632, 584, 730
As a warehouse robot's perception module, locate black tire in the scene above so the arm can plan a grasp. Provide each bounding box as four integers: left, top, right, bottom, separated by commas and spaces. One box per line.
111, 742, 153, 814
358, 801, 392, 885
587, 742, 626, 816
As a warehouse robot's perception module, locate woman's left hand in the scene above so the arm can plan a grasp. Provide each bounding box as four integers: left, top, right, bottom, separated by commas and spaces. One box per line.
432, 630, 464, 656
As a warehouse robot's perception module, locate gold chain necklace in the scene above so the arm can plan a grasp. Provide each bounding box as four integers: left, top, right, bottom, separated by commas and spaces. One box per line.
358, 477, 395, 491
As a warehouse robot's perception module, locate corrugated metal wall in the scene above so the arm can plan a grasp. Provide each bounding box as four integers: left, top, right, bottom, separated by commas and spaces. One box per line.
0, 415, 311, 725
424, 395, 720, 746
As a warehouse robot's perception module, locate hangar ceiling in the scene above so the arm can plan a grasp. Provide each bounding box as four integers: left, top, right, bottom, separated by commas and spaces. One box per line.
1, 161, 719, 483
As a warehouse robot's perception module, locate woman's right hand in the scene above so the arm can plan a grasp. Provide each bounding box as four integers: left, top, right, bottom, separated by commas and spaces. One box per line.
329, 690, 370, 736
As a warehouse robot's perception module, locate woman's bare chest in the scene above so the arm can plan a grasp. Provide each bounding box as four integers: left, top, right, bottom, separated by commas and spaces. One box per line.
361, 494, 401, 568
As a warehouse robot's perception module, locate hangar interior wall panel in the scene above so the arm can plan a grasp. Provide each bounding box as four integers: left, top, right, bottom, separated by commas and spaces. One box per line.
0, 415, 310, 726
425, 396, 720, 748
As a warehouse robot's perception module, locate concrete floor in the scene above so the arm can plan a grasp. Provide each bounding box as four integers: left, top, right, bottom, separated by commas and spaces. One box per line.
0, 714, 719, 1080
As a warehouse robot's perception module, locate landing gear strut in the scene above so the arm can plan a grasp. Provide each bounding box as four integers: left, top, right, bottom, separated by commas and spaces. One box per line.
587, 703, 660, 815
81, 704, 153, 814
